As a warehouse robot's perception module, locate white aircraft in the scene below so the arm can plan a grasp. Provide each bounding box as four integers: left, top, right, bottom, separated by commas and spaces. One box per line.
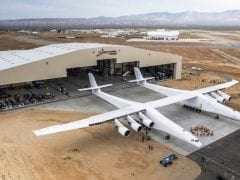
33, 69, 239, 147
34, 73, 203, 147
130, 67, 240, 122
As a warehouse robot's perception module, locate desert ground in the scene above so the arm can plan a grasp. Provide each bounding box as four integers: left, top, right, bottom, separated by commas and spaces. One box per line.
0, 109, 200, 180
0, 32, 37, 50
0, 29, 240, 179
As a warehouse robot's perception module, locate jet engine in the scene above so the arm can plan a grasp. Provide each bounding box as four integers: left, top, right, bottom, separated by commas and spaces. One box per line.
217, 90, 232, 101
210, 92, 225, 103
114, 119, 130, 137
138, 112, 154, 128
127, 115, 142, 132
204, 94, 218, 102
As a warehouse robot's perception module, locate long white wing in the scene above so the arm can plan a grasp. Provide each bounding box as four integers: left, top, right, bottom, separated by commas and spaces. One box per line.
33, 106, 144, 136
146, 93, 197, 109
196, 80, 239, 94
142, 83, 187, 96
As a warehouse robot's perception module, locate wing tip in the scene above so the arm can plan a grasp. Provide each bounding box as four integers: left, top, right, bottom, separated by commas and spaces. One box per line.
33, 130, 40, 136
233, 79, 239, 83
33, 130, 45, 136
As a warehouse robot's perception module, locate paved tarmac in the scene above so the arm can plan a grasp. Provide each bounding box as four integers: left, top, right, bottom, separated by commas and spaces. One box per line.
188, 129, 240, 180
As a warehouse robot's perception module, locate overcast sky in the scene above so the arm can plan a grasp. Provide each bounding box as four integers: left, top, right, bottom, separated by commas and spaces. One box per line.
0, 0, 240, 19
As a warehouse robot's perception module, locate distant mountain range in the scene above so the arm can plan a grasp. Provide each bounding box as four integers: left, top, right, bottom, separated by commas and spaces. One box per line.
0, 10, 240, 30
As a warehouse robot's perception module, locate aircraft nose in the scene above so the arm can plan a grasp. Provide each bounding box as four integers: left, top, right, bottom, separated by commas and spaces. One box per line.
191, 138, 202, 148
194, 141, 202, 148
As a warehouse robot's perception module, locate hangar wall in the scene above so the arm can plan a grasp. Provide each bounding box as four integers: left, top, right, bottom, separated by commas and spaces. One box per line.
0, 46, 182, 86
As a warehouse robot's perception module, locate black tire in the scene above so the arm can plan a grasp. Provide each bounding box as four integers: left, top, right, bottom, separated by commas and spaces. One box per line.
164, 164, 167, 167
169, 161, 172, 165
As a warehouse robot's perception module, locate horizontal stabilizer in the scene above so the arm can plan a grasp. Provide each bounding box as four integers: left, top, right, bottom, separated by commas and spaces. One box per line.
128, 77, 154, 83
78, 84, 112, 92
129, 67, 155, 85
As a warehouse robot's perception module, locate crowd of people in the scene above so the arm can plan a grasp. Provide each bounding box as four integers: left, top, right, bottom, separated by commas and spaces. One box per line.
190, 125, 214, 136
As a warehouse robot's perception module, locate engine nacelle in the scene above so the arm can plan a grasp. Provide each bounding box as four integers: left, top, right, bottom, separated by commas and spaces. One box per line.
138, 112, 154, 128
217, 90, 232, 101
117, 126, 130, 137
114, 119, 130, 137
210, 92, 225, 103
127, 115, 142, 132
204, 94, 218, 102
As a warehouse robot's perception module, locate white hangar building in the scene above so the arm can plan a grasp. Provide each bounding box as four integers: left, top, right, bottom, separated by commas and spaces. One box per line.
147, 30, 180, 40
0, 43, 182, 87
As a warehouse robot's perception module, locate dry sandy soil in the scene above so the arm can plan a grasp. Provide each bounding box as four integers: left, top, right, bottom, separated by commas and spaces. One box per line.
178, 32, 203, 39
149, 47, 240, 77
221, 49, 240, 58
0, 109, 201, 180
215, 34, 240, 41
39, 32, 127, 45
0, 32, 37, 50
151, 48, 240, 78
35, 32, 214, 47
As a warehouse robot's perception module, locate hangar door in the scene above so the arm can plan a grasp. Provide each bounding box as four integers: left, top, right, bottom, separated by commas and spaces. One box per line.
97, 59, 139, 76
140, 63, 175, 80
97, 59, 116, 76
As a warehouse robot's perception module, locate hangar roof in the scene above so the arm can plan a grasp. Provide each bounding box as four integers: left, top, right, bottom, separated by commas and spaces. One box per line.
0, 43, 115, 71
147, 30, 180, 37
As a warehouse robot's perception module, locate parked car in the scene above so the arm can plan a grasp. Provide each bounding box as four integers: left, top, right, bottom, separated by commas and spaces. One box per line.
160, 153, 178, 167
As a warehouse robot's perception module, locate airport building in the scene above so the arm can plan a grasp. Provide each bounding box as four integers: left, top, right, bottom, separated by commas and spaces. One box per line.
0, 43, 182, 87
147, 30, 180, 40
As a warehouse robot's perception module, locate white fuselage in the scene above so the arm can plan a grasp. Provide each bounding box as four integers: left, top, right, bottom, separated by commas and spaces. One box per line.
93, 89, 202, 147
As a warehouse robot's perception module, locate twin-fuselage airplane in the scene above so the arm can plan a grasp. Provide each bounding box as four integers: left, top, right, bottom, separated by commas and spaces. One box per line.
33, 67, 240, 147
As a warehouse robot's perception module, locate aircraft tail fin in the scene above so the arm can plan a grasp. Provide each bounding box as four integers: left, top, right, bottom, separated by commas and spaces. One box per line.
134, 67, 144, 80
128, 67, 154, 85
89, 73, 98, 88
78, 73, 112, 93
